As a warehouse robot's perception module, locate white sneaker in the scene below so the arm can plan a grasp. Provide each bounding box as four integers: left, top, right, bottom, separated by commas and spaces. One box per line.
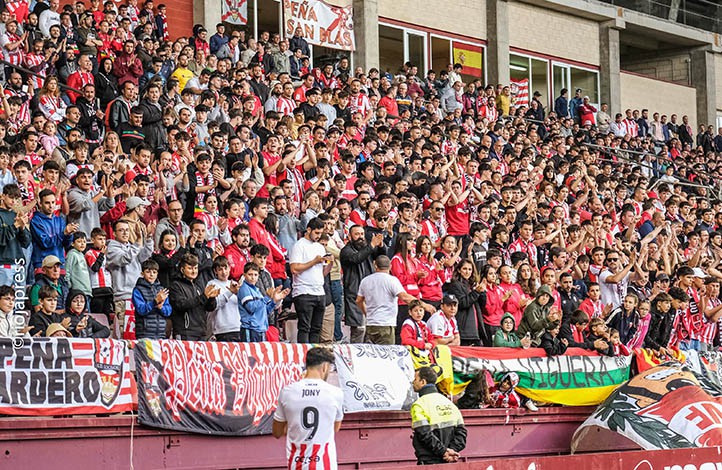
525, 400, 539, 412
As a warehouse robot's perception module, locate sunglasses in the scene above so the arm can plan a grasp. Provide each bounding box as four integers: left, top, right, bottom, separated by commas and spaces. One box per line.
433, 207, 444, 212
379, 216, 389, 221
607, 258, 619, 262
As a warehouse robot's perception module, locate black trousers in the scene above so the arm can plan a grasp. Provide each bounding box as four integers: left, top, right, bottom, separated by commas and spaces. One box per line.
216, 331, 242, 342
294, 294, 326, 343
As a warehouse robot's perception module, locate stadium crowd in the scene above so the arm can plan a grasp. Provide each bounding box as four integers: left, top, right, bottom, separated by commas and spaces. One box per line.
0, 0, 721, 360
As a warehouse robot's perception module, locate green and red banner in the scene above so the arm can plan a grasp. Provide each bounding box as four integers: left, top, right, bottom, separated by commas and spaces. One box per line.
445, 346, 632, 406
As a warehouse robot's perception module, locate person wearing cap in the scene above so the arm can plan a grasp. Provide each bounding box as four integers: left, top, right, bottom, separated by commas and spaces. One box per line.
427, 295, 461, 346
46, 322, 72, 337
29, 255, 69, 312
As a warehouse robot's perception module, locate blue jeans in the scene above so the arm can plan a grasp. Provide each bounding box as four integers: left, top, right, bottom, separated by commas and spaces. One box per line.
330, 279, 343, 341
679, 339, 708, 353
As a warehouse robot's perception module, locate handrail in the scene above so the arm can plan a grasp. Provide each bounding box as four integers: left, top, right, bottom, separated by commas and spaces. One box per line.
0, 58, 82, 95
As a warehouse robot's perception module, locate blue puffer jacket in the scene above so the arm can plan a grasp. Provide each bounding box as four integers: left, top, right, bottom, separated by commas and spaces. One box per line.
132, 277, 172, 340
30, 211, 70, 269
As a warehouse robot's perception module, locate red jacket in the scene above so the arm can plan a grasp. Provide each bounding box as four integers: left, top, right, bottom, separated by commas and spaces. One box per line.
391, 254, 421, 304
113, 53, 144, 86
400, 318, 430, 349
248, 218, 287, 280
223, 243, 250, 281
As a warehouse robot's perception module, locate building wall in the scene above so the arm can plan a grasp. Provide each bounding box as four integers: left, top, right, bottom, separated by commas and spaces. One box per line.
620, 72, 697, 129
716, 53, 722, 111
508, 2, 600, 66
58, 0, 193, 39
378, 0, 486, 39
621, 54, 691, 86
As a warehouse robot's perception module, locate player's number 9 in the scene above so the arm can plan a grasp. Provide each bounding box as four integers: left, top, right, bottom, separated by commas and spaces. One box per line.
302, 406, 319, 440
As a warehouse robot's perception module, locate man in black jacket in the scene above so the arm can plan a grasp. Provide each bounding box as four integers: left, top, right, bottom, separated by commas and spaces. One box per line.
340, 225, 385, 343
139, 81, 168, 152
169, 253, 219, 340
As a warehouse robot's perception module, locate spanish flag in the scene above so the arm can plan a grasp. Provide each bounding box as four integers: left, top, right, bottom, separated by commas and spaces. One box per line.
452, 42, 483, 78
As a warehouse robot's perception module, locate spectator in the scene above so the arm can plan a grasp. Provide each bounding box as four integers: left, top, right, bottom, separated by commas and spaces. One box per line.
238, 262, 289, 342
63, 289, 110, 337
289, 217, 330, 343
106, 218, 153, 334
67, 168, 116, 237
132, 259, 171, 339
443, 260, 484, 346
357, 255, 431, 345
169, 252, 219, 340
29, 286, 63, 336
65, 231, 92, 298
0, 184, 30, 287
516, 284, 558, 347
0, 284, 30, 338
540, 321, 568, 356
340, 225, 385, 343
30, 255, 69, 312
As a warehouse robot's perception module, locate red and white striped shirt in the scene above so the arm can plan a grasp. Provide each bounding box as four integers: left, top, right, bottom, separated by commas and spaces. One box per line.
276, 97, 296, 117
86, 248, 112, 289
348, 93, 371, 118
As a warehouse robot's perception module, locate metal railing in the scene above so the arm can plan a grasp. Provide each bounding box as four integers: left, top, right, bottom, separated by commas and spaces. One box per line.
598, 0, 722, 34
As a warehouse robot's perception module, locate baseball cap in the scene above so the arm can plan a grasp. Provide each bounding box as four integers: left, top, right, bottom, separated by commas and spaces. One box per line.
692, 268, 706, 278
442, 295, 459, 305
42, 255, 61, 268
656, 273, 670, 282
126, 196, 151, 211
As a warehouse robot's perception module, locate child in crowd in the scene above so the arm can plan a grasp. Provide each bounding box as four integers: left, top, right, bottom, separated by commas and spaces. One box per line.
63, 290, 110, 338
400, 299, 433, 352
66, 140, 92, 179
86, 228, 115, 321
132, 259, 172, 340
39, 120, 59, 157
540, 320, 568, 356
517, 284, 559, 347
587, 317, 613, 356
65, 232, 92, 300
560, 309, 600, 350
606, 293, 639, 345
0, 285, 31, 338
488, 372, 521, 409
29, 286, 64, 336
46, 323, 72, 338
609, 328, 632, 356
493, 312, 530, 348
579, 282, 605, 320
427, 295, 461, 346
628, 299, 651, 349
238, 263, 289, 342
208, 256, 242, 342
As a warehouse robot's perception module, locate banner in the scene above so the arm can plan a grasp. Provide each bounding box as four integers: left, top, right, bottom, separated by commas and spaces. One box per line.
572, 362, 722, 451
510, 78, 529, 108
135, 340, 310, 436
0, 338, 134, 415
222, 0, 247, 25
452, 42, 483, 78
283, 0, 355, 51
335, 344, 415, 413
450, 346, 632, 406
135, 341, 420, 436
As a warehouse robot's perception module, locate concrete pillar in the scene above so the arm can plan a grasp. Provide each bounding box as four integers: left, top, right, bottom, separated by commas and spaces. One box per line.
599, 20, 624, 115
486, 0, 509, 86
352, 0, 379, 71
194, 0, 222, 35
690, 48, 717, 128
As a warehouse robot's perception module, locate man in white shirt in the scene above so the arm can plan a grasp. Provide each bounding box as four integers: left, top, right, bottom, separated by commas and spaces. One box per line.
356, 255, 431, 345
39, 0, 61, 38
599, 250, 635, 309
289, 217, 332, 343
273, 347, 344, 470
427, 295, 461, 346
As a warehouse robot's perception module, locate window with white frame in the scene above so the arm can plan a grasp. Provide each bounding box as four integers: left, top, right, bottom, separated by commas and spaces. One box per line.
378, 23, 427, 77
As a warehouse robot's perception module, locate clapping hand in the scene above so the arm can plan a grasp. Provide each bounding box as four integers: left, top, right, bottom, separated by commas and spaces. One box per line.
204, 285, 221, 298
